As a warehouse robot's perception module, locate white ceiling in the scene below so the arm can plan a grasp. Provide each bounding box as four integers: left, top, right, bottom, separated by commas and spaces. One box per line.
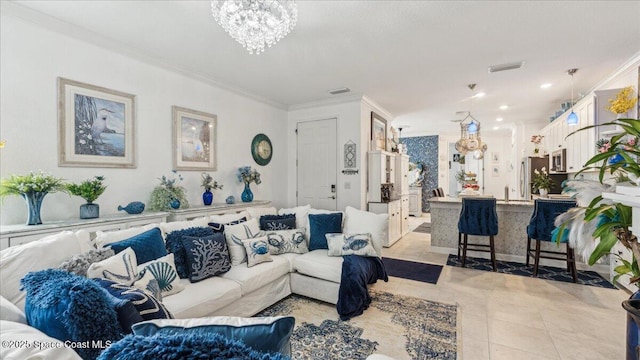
8, 0, 640, 136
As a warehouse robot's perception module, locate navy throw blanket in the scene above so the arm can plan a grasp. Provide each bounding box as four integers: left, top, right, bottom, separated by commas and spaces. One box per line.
337, 255, 388, 321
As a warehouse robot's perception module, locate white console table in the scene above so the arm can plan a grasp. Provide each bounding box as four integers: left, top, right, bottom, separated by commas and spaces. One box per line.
0, 212, 169, 250
167, 200, 272, 221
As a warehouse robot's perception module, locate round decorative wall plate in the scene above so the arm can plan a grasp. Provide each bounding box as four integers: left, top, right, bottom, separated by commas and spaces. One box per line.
251, 133, 272, 166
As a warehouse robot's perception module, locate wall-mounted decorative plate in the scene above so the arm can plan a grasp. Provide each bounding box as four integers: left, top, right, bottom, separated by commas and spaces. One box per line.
251, 133, 272, 166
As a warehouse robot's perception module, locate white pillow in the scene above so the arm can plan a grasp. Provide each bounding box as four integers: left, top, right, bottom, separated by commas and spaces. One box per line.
132, 270, 162, 301
246, 207, 278, 220
343, 206, 388, 257
0, 320, 82, 360
278, 204, 311, 230
138, 253, 185, 297
94, 224, 158, 248
224, 218, 263, 266
0, 230, 92, 310
264, 228, 308, 255
0, 295, 26, 324
209, 211, 249, 224
87, 247, 139, 285
159, 217, 211, 238
242, 237, 273, 267
326, 233, 379, 257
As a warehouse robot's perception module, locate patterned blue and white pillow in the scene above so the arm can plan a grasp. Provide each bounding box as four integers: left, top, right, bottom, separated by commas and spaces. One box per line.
208, 217, 247, 233
241, 236, 273, 267
93, 278, 173, 321
259, 214, 296, 231
138, 253, 184, 297
224, 218, 264, 266
165, 227, 217, 279
325, 233, 379, 257
181, 234, 231, 282
132, 270, 162, 301
264, 228, 308, 255
87, 247, 138, 285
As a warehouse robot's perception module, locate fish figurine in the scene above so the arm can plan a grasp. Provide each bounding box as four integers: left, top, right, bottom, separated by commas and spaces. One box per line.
118, 201, 145, 214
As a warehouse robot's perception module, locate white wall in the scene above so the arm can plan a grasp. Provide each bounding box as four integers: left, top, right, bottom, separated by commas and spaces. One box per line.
0, 14, 288, 225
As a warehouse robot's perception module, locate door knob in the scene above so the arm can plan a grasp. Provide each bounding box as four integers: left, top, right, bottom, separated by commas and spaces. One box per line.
328, 196, 336, 199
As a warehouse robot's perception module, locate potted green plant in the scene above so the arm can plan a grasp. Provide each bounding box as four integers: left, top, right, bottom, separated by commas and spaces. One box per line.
201, 172, 223, 206
0, 171, 66, 225
149, 170, 189, 211
66, 176, 106, 219
532, 167, 554, 197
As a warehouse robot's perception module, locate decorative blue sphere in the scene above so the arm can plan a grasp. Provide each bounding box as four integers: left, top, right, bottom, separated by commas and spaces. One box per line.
225, 196, 235, 204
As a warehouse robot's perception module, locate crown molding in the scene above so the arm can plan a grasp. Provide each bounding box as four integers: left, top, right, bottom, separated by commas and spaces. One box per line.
288, 93, 364, 111
361, 95, 394, 120
1, 1, 288, 110
587, 50, 640, 94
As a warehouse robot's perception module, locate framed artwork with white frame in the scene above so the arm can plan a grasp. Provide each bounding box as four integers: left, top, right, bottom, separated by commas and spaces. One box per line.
172, 106, 217, 171
491, 152, 500, 164
58, 77, 136, 168
371, 112, 387, 151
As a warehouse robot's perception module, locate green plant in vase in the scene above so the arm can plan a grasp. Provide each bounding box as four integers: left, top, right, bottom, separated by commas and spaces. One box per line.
149, 170, 189, 211
0, 171, 66, 225
532, 167, 554, 196
66, 176, 106, 219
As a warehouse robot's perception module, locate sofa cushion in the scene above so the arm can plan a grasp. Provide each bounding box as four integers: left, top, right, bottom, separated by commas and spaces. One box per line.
20, 269, 123, 360
132, 316, 295, 357
208, 217, 247, 233
293, 249, 344, 283
94, 224, 158, 248
138, 254, 185, 297
224, 218, 263, 266
165, 226, 217, 279
93, 278, 172, 322
259, 214, 296, 231
343, 206, 388, 257
58, 247, 115, 277
109, 227, 167, 264
277, 253, 303, 273
161, 277, 242, 319
220, 255, 291, 295
0, 295, 26, 324
308, 213, 343, 251
0, 230, 92, 310
0, 320, 82, 360
87, 247, 139, 285
158, 217, 211, 238
209, 211, 250, 225
246, 206, 278, 220
264, 228, 308, 255
181, 233, 231, 282
326, 233, 378, 257
278, 204, 311, 229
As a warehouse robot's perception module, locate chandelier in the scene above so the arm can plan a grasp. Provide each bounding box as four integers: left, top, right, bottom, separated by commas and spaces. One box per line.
455, 84, 487, 159
211, 0, 298, 55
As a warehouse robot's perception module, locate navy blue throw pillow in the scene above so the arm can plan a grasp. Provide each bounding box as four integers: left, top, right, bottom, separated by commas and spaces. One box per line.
308, 213, 343, 251
165, 227, 216, 279
93, 278, 173, 322
259, 214, 296, 231
181, 233, 231, 283
109, 227, 167, 265
208, 217, 247, 233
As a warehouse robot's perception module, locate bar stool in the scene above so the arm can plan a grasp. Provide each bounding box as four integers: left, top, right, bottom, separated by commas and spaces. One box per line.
457, 198, 498, 271
526, 199, 578, 282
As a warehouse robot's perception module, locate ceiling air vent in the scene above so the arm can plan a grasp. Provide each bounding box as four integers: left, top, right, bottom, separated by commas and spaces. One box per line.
488, 61, 525, 73
328, 87, 351, 95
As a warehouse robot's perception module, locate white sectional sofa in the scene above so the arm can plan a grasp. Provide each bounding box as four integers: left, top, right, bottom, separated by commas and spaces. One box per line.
0, 204, 389, 326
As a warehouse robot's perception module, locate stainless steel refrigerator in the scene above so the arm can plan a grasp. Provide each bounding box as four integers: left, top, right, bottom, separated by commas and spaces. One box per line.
519, 156, 568, 199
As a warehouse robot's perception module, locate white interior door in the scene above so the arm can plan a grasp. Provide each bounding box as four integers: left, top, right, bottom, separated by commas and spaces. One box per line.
297, 118, 337, 210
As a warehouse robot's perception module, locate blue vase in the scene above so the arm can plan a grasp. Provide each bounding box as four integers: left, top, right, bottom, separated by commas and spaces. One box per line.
241, 183, 253, 203
170, 199, 181, 209
203, 190, 213, 206
22, 191, 47, 225
624, 291, 640, 360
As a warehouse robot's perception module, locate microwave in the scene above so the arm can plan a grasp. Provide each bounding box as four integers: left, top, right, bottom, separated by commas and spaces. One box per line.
551, 149, 566, 173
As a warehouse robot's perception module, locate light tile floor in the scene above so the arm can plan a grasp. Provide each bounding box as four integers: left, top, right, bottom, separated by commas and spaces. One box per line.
371, 214, 629, 359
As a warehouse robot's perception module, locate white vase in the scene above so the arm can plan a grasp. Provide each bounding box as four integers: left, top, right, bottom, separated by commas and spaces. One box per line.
539, 189, 549, 198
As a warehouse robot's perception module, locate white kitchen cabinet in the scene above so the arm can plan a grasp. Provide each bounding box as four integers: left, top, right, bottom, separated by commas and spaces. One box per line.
563, 95, 596, 173
395, 154, 410, 196
368, 199, 402, 247
408, 187, 423, 217
368, 150, 395, 203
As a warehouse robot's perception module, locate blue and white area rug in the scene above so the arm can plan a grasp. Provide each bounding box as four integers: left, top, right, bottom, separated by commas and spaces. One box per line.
446, 254, 616, 289
257, 291, 457, 359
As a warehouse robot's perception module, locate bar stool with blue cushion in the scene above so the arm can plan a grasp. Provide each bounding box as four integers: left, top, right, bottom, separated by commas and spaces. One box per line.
457, 198, 498, 271
526, 199, 578, 282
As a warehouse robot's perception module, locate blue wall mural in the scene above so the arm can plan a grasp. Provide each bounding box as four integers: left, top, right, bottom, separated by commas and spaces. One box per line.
401, 135, 439, 212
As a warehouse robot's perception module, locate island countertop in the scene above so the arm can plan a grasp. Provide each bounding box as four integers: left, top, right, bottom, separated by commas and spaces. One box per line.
429, 196, 534, 207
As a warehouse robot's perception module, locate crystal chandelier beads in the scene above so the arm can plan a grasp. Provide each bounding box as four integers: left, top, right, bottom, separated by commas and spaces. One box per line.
211, 0, 298, 55
455, 84, 487, 156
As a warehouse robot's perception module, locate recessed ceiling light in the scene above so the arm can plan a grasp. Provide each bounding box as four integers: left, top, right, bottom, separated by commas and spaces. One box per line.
493, 126, 499, 130
496, 117, 503, 122
499, 105, 509, 110
473, 92, 486, 98
540, 83, 552, 89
